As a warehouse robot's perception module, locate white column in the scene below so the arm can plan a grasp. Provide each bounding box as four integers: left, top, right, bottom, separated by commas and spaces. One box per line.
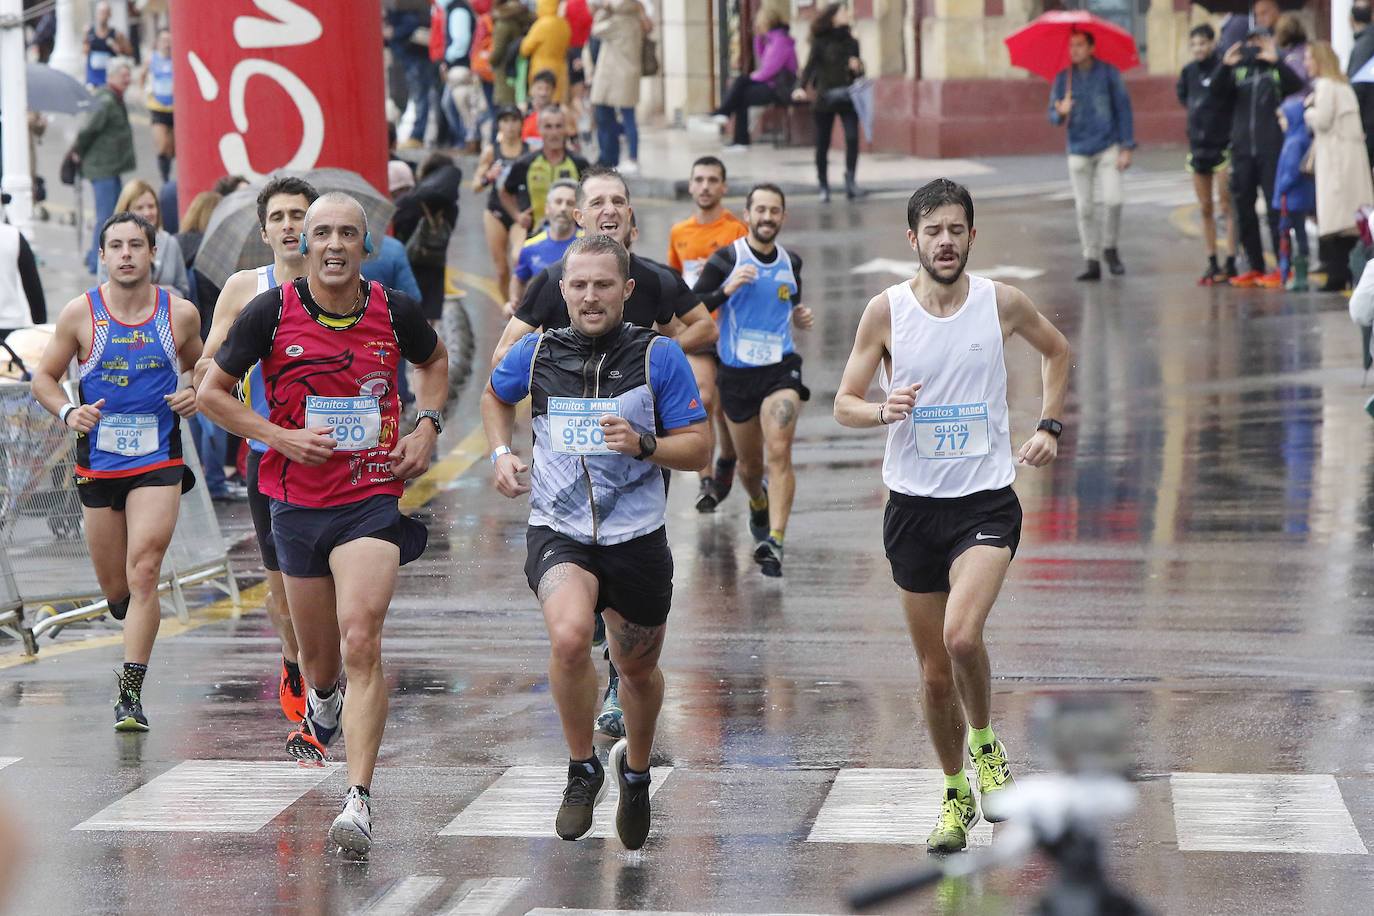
49, 0, 85, 80
1333, 0, 1354, 70
0, 0, 34, 233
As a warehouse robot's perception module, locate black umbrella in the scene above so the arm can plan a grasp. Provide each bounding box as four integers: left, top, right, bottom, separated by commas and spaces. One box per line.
0, 63, 92, 115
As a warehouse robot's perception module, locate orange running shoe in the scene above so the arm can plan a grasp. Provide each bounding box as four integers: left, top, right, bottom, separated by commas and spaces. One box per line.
279, 658, 306, 722
1254, 269, 1284, 288
1229, 270, 1263, 287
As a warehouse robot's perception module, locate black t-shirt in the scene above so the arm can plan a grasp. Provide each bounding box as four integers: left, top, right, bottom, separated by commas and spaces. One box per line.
514, 253, 701, 331
693, 241, 804, 310
214, 278, 438, 378
501, 148, 591, 215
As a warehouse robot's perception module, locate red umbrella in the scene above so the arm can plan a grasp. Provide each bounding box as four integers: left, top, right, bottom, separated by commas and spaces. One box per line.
1004, 11, 1140, 82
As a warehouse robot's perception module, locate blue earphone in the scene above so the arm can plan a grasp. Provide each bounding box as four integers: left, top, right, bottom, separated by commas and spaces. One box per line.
299, 231, 374, 254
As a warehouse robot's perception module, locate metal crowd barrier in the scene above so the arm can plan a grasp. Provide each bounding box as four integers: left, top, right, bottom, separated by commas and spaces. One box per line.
0, 381, 240, 654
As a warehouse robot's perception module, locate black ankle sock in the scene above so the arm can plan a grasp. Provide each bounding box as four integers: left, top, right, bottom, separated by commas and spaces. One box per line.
618, 753, 650, 782
570, 755, 602, 778
283, 658, 301, 675
352, 784, 370, 800
315, 682, 337, 699
1208, 255, 1219, 268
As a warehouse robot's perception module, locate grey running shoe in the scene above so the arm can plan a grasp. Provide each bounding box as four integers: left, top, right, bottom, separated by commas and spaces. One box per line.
596, 677, 625, 738
610, 737, 651, 850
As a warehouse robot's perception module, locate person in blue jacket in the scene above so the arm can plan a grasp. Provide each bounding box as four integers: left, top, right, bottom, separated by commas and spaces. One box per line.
1273, 96, 1316, 290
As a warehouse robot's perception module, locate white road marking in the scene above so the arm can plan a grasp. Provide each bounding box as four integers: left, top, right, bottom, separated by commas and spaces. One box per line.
807, 768, 995, 847
74, 759, 338, 832
438, 877, 530, 916
850, 259, 1044, 281
360, 876, 446, 916
0, 757, 18, 771
1170, 773, 1368, 854
439, 765, 673, 839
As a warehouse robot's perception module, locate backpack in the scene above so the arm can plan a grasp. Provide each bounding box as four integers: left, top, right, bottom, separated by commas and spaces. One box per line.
472, 12, 494, 82
428, 0, 447, 63
405, 203, 452, 270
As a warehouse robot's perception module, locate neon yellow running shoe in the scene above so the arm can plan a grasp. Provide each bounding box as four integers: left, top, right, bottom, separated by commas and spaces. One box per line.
971, 740, 1015, 823
926, 787, 978, 853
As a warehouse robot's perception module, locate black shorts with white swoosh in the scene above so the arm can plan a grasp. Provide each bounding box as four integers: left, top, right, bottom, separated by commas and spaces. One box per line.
882, 486, 1022, 593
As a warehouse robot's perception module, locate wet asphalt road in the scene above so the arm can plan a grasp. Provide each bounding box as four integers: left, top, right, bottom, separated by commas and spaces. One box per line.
2, 161, 1373, 915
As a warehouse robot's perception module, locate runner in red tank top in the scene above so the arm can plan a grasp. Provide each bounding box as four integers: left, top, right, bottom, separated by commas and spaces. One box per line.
198, 193, 449, 856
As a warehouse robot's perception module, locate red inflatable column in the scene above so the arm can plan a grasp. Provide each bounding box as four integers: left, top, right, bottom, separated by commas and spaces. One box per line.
169, 0, 388, 206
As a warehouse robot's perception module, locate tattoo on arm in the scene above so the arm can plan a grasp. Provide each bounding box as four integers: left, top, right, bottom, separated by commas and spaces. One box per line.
537, 563, 574, 604
609, 618, 664, 661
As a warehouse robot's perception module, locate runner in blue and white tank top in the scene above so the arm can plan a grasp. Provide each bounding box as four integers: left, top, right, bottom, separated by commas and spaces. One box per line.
144, 30, 176, 183
194, 177, 319, 724
835, 179, 1071, 855
692, 184, 814, 578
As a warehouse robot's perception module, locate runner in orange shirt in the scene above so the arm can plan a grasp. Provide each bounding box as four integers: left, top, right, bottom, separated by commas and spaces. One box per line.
667, 156, 748, 512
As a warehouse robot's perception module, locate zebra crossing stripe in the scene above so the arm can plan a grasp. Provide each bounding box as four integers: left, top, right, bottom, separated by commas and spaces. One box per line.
362, 876, 446, 916
438, 877, 530, 916
73, 760, 338, 833
0, 757, 19, 771
807, 768, 995, 847
438, 765, 673, 839
1170, 773, 1368, 855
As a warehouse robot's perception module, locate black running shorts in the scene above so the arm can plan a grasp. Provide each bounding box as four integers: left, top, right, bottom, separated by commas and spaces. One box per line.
883, 486, 1022, 593
716, 352, 810, 424
245, 449, 279, 572
76, 465, 194, 510
524, 525, 673, 627
269, 494, 428, 578
1187, 149, 1229, 175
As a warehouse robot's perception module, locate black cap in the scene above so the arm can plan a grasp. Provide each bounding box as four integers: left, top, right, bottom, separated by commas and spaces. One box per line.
496, 105, 523, 121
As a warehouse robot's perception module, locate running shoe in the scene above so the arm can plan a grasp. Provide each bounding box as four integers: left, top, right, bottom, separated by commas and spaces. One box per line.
279, 659, 306, 722
114, 697, 149, 732
926, 787, 978, 853
695, 477, 719, 513
754, 536, 783, 578
287, 685, 343, 765
591, 612, 607, 658
748, 487, 770, 544
555, 761, 608, 840
1198, 263, 1225, 286
971, 740, 1016, 823
713, 457, 736, 503
1229, 269, 1263, 287
596, 676, 625, 738
610, 737, 651, 850
1254, 269, 1284, 289
328, 786, 372, 855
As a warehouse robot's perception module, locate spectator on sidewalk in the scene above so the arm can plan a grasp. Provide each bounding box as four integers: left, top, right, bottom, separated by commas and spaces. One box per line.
1049, 29, 1135, 281
0, 208, 46, 336
73, 57, 135, 274
1348, 2, 1374, 169
1274, 14, 1311, 103
1305, 40, 1374, 292
521, 0, 571, 102
491, 0, 535, 108
1273, 99, 1316, 290
564, 0, 594, 133
1211, 29, 1303, 287
712, 8, 796, 152
1178, 23, 1238, 285
1218, 0, 1280, 56
388, 4, 441, 149
393, 153, 463, 323
588, 0, 647, 172
438, 0, 481, 151
521, 69, 559, 145
794, 3, 865, 202
99, 179, 191, 299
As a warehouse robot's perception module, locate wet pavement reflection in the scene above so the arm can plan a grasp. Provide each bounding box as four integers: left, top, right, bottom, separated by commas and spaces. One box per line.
2, 173, 1372, 915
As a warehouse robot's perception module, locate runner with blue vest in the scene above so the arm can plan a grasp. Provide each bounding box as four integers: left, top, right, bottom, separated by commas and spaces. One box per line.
692, 183, 814, 578
483, 234, 708, 851
197, 176, 320, 724
82, 2, 132, 89
834, 179, 1070, 853
31, 212, 203, 732
143, 30, 176, 183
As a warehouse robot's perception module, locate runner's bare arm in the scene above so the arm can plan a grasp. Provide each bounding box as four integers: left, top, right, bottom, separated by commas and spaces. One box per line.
669, 304, 718, 353
480, 380, 530, 498
165, 297, 203, 418
31, 297, 97, 428
388, 339, 450, 480
193, 269, 257, 386
198, 362, 336, 467
492, 315, 540, 369
996, 282, 1070, 467
834, 290, 917, 428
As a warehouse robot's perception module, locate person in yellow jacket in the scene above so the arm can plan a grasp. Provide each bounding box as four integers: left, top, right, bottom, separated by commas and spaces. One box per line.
520, 0, 571, 101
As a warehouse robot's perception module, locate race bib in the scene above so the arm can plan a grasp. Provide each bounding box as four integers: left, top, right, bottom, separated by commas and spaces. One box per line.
152, 74, 174, 99
736, 329, 784, 366
305, 395, 381, 451
911, 402, 991, 460
96, 413, 158, 457
548, 397, 619, 455
89, 50, 111, 71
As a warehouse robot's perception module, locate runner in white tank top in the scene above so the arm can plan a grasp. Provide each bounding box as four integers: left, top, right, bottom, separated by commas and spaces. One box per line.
834, 179, 1071, 854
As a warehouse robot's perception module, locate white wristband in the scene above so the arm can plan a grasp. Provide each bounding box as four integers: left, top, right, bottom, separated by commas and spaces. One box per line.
490, 445, 513, 464
59, 403, 76, 425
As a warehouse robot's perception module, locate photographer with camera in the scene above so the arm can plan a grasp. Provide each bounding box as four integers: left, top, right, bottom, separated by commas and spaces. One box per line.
1209, 28, 1305, 287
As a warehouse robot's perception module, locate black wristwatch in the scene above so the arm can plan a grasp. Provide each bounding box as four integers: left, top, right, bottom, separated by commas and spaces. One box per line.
635, 432, 657, 460
416, 410, 443, 435
1036, 418, 1063, 438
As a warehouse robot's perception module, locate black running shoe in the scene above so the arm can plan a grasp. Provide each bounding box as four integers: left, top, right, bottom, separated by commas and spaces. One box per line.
694, 477, 718, 513
754, 536, 783, 577
610, 738, 651, 850
748, 487, 769, 543
114, 698, 149, 732
555, 763, 607, 840
713, 457, 736, 503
